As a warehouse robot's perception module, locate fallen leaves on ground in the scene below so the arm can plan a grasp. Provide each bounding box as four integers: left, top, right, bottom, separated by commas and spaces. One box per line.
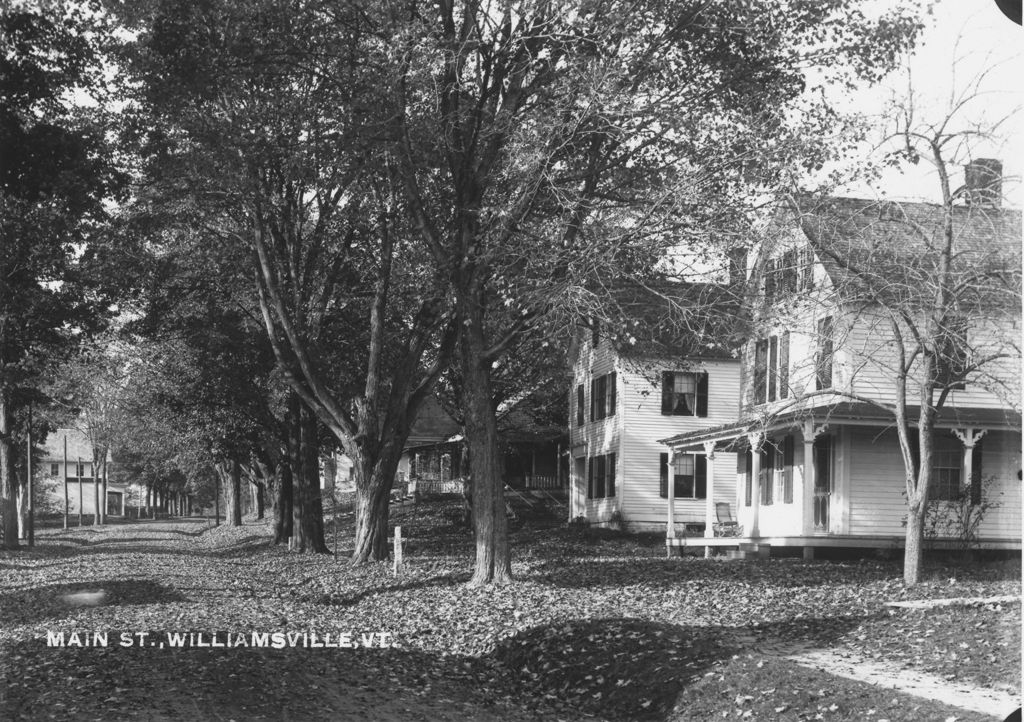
0, 498, 1019, 721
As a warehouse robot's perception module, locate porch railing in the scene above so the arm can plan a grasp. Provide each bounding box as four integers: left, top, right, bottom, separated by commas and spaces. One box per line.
813, 488, 830, 530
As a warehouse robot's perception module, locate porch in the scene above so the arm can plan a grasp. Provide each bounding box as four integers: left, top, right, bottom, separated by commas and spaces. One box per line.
666, 533, 1023, 557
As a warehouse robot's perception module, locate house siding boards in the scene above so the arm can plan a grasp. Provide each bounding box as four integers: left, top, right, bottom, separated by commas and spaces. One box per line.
846, 427, 1021, 540
841, 311, 1020, 409
38, 428, 124, 516
617, 356, 739, 526
662, 196, 1021, 550
570, 335, 740, 526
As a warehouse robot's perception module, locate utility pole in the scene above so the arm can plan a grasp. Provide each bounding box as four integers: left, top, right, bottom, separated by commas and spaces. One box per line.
63, 435, 68, 529
77, 456, 83, 527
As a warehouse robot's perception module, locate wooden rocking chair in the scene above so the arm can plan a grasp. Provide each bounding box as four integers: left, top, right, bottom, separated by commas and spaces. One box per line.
713, 502, 742, 537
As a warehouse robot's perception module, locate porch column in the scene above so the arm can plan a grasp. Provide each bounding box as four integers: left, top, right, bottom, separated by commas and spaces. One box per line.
666, 448, 676, 543
703, 441, 716, 559
747, 432, 763, 538
802, 420, 829, 536
802, 420, 815, 537
953, 427, 986, 494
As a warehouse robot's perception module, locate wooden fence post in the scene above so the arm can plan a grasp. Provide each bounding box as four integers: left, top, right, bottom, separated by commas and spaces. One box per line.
393, 525, 403, 576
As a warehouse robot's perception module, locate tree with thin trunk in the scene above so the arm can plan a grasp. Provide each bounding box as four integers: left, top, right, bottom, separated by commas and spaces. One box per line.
782, 60, 1021, 585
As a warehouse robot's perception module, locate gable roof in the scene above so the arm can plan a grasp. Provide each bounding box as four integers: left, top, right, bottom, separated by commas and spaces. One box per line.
597, 278, 745, 360
791, 196, 1021, 292
405, 395, 461, 448
40, 428, 112, 463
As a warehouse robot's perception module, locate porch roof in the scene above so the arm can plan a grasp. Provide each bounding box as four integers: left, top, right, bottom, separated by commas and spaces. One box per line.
658, 402, 1022, 451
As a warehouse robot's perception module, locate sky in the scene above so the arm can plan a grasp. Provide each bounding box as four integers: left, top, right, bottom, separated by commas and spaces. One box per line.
840, 0, 1022, 205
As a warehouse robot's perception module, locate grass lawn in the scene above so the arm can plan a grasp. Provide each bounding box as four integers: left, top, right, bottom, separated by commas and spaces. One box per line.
0, 495, 1019, 721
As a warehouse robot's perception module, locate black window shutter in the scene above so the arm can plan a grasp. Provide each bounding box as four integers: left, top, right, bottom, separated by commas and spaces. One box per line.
596, 455, 605, 498
661, 372, 673, 414
970, 441, 983, 506
590, 379, 597, 422
816, 317, 834, 390
695, 454, 707, 499
608, 453, 616, 498
768, 336, 778, 402
779, 332, 790, 399
696, 372, 709, 417
783, 435, 794, 504
576, 385, 584, 426
754, 341, 768, 404
764, 258, 776, 302
761, 446, 774, 505
608, 372, 616, 416
659, 453, 668, 498
587, 458, 594, 499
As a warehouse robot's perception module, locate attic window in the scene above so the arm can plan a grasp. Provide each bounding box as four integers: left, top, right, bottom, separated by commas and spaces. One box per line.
766, 247, 812, 303
799, 247, 814, 291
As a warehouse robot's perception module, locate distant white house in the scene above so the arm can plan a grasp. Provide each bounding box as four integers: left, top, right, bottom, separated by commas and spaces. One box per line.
39, 428, 126, 517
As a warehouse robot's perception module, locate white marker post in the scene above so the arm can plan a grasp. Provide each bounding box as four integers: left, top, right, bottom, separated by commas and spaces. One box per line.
393, 525, 403, 576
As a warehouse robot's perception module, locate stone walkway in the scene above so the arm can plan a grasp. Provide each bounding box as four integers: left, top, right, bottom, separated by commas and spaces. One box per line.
884, 594, 1019, 610
786, 647, 1019, 719
725, 600, 1022, 720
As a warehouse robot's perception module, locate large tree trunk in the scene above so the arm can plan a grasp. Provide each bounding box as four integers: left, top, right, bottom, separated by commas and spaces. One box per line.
351, 448, 402, 563
458, 295, 512, 586
229, 458, 243, 526
0, 395, 16, 548
292, 405, 328, 553
254, 481, 265, 520
274, 459, 293, 543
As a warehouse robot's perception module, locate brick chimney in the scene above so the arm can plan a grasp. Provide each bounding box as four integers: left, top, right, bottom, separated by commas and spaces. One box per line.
964, 158, 1002, 208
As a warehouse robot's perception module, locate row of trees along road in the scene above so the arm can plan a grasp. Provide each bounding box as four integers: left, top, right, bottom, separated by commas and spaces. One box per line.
116, 0, 921, 584
6, 2, 958, 588
0, 9, 126, 547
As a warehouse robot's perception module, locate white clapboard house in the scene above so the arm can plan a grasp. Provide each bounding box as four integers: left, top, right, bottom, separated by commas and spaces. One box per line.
660, 180, 1021, 556
568, 281, 744, 532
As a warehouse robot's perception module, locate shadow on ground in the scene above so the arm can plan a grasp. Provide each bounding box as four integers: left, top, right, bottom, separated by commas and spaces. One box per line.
0, 615, 868, 722
0, 578, 188, 626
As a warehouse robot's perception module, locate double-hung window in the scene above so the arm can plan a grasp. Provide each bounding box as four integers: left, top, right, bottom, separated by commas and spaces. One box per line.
908, 434, 983, 504
753, 333, 789, 404
590, 372, 616, 421
587, 453, 616, 499
659, 453, 708, 499
661, 371, 708, 416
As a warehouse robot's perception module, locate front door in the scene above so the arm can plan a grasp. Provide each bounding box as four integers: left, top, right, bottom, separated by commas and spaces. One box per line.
813, 436, 832, 532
